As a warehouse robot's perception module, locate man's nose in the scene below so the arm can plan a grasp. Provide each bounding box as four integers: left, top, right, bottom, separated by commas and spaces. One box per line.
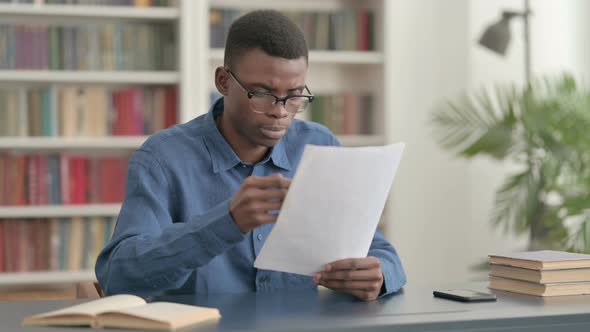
266, 101, 290, 118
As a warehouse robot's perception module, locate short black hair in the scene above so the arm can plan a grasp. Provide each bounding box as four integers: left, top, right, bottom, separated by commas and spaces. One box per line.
224, 10, 308, 69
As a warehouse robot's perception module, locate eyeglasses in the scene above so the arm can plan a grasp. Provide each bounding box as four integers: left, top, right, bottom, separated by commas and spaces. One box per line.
227, 69, 315, 114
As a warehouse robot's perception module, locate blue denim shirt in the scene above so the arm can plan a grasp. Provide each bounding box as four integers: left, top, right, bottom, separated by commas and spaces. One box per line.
96, 98, 406, 296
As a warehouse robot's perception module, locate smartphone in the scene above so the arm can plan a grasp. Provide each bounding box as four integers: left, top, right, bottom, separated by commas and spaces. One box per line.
433, 289, 497, 302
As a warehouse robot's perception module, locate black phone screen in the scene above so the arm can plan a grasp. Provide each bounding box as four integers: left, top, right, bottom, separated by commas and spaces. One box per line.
433, 289, 497, 302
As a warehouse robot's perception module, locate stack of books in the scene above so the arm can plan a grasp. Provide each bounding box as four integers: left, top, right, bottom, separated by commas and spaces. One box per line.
488, 250, 590, 296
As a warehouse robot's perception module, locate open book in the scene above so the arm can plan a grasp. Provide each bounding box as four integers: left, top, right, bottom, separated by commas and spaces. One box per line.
22, 294, 221, 331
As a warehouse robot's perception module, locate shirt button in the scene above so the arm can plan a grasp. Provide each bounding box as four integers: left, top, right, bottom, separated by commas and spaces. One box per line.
259, 276, 269, 283
257, 234, 263, 241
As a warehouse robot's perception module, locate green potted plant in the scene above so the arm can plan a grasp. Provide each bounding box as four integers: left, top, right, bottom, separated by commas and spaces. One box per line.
431, 74, 590, 253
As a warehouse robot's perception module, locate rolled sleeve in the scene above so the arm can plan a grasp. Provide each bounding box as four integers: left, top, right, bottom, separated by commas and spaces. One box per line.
368, 229, 407, 297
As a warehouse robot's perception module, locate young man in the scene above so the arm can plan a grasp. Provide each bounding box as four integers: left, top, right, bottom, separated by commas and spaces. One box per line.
96, 10, 406, 301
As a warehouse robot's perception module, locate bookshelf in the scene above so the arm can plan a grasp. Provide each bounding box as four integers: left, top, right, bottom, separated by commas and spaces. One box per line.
0, 0, 394, 286
0, 0, 196, 286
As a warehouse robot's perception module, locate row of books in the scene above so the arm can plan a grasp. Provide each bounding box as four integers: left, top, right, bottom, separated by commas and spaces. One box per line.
0, 217, 116, 273
0, 23, 176, 71
488, 250, 590, 296
41, 0, 175, 6
0, 153, 129, 206
309, 94, 375, 135
0, 86, 177, 137
0, 0, 174, 5
210, 9, 375, 51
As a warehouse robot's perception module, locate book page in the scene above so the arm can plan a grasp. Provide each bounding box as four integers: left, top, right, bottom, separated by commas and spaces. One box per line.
97, 302, 221, 329
30, 294, 146, 319
254, 143, 404, 276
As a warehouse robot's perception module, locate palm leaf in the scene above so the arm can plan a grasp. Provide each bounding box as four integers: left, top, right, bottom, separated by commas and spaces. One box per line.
491, 167, 541, 234
431, 85, 520, 160
566, 215, 590, 253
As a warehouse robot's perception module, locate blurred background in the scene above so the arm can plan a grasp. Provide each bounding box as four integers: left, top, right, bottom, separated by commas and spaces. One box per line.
1, 0, 589, 297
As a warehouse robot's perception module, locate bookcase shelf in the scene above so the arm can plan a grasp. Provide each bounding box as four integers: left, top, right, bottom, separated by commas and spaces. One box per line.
0, 4, 179, 21
0, 136, 148, 150
0, 71, 179, 85
0, 270, 96, 287
0, 0, 198, 288
209, 49, 384, 65
0, 204, 121, 219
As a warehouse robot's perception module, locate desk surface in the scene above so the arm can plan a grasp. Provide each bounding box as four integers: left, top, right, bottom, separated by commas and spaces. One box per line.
3, 282, 590, 332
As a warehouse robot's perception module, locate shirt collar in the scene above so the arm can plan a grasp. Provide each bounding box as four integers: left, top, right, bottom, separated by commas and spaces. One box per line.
203, 98, 292, 174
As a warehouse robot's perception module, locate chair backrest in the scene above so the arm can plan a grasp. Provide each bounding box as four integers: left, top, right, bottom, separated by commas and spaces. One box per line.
76, 282, 103, 299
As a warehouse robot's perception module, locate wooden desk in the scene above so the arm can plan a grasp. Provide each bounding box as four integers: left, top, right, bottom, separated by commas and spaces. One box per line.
2, 282, 590, 331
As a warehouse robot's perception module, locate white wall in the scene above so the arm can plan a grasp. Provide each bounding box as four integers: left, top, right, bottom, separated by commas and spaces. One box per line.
385, 0, 475, 286
385, 0, 590, 286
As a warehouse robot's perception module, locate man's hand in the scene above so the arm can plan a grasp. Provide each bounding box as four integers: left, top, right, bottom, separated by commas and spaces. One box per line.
313, 257, 384, 301
230, 173, 290, 233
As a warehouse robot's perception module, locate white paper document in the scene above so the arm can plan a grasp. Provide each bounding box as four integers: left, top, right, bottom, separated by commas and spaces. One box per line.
254, 143, 405, 276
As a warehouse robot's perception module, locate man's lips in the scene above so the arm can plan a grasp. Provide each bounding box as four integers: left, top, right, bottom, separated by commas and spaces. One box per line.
259, 126, 287, 139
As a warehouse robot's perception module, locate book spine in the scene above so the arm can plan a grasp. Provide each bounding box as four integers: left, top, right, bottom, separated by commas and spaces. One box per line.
60, 154, 70, 205
27, 155, 38, 206
4, 221, 15, 271
48, 218, 60, 270
164, 87, 177, 128
68, 217, 83, 271
58, 218, 69, 270
0, 154, 4, 205
0, 221, 4, 272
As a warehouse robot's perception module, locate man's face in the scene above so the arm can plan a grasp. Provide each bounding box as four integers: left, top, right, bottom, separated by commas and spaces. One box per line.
220, 48, 308, 149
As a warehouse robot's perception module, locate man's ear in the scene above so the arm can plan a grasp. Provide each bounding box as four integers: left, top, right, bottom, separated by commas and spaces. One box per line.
215, 67, 230, 96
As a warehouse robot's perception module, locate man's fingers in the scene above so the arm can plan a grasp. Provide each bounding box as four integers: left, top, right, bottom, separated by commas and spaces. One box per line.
243, 188, 288, 202
320, 269, 382, 282
272, 173, 291, 189
245, 174, 291, 189
320, 279, 382, 292
332, 288, 365, 298
254, 212, 278, 224
325, 257, 381, 272
254, 201, 283, 213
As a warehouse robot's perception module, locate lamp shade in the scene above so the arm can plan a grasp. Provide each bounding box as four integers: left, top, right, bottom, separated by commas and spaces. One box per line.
478, 17, 512, 55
